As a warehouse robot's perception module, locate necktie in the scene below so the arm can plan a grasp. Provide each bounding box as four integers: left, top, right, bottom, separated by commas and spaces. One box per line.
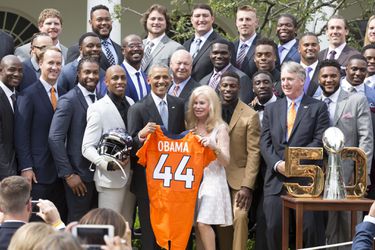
253, 103, 265, 111
287, 101, 296, 139
192, 38, 202, 59
324, 97, 332, 107
102, 40, 116, 66
208, 72, 221, 90
236, 43, 248, 68
304, 67, 313, 93
172, 85, 180, 97
88, 94, 96, 103
278, 45, 285, 61
349, 87, 357, 93
135, 72, 144, 100
159, 100, 168, 130
329, 50, 336, 60
50, 87, 57, 111
10, 93, 16, 111
141, 41, 154, 71
324, 98, 333, 125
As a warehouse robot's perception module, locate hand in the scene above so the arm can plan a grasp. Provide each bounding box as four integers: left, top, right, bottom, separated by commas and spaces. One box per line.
36, 199, 61, 225
235, 187, 253, 210
21, 169, 37, 186
198, 136, 215, 149
0, 212, 4, 224
101, 221, 132, 250
277, 161, 286, 176
66, 174, 87, 197
138, 122, 157, 139
369, 201, 375, 217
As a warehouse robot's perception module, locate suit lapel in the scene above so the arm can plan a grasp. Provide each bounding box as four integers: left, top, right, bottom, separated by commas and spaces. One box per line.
103, 95, 125, 128
333, 90, 349, 125
167, 95, 178, 130
290, 96, 309, 137
145, 95, 163, 124
0, 87, 13, 114
228, 101, 242, 131
75, 87, 88, 110
36, 81, 54, 113
279, 98, 287, 136
193, 32, 216, 65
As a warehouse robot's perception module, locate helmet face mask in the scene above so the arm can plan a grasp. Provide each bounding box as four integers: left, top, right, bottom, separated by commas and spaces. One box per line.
97, 128, 133, 162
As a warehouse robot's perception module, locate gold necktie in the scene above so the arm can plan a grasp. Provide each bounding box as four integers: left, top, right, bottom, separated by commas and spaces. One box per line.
50, 87, 57, 111
287, 101, 296, 138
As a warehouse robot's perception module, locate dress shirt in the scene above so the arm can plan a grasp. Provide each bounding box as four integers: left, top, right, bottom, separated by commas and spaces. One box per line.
321, 87, 341, 124
258, 94, 277, 125
151, 91, 168, 115
108, 92, 130, 126
144, 33, 165, 55
55, 40, 65, 65
0, 81, 16, 111
326, 42, 347, 60
364, 215, 375, 224
279, 38, 297, 63
123, 60, 148, 99
168, 77, 191, 97
222, 98, 238, 124
77, 83, 96, 105
237, 33, 257, 58
190, 28, 214, 55
364, 74, 375, 88
341, 78, 365, 93
101, 39, 118, 64
301, 60, 318, 83
39, 77, 58, 101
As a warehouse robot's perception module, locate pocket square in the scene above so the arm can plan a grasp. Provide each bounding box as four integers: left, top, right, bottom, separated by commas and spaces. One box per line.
341, 112, 353, 119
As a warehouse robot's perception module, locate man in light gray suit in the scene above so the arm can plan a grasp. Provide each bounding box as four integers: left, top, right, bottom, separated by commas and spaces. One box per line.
319, 59, 373, 248
140, 4, 183, 73
82, 65, 135, 225
15, 8, 67, 63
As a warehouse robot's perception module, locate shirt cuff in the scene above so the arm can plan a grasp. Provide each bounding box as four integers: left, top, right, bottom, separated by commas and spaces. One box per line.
364, 215, 375, 224
21, 168, 33, 172
274, 160, 283, 172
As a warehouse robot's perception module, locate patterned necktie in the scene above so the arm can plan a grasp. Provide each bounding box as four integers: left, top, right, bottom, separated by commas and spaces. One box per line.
50, 87, 57, 111
102, 40, 116, 66
159, 100, 168, 130
192, 38, 202, 59
304, 67, 313, 93
236, 43, 248, 68
141, 41, 154, 71
208, 72, 221, 90
135, 72, 144, 100
172, 85, 180, 97
287, 101, 296, 139
10, 93, 16, 111
88, 94, 96, 103
329, 50, 336, 60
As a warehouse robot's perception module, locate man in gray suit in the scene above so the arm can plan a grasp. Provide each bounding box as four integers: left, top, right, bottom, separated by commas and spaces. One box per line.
15, 8, 67, 63
82, 65, 135, 225
318, 59, 373, 247
49, 57, 100, 222
140, 4, 183, 73
200, 39, 253, 103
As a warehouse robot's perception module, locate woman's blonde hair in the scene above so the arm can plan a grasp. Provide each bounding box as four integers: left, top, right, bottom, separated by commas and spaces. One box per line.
364, 15, 375, 46
186, 85, 224, 133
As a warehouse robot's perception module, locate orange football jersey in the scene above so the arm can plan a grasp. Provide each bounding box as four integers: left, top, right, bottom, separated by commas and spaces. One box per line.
137, 126, 216, 250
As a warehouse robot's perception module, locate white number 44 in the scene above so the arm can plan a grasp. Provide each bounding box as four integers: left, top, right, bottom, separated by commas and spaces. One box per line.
153, 154, 194, 189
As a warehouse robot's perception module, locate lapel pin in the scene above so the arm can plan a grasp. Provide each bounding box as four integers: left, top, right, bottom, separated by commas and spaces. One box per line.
303, 106, 308, 109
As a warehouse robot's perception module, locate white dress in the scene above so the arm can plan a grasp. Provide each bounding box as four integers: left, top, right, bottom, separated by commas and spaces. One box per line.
195, 124, 233, 226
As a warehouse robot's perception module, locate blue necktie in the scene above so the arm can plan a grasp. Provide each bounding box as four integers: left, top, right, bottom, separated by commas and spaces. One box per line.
304, 67, 313, 93
135, 72, 144, 100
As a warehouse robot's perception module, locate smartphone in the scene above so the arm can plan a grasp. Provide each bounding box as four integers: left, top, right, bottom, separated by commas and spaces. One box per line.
72, 224, 114, 247
31, 200, 39, 214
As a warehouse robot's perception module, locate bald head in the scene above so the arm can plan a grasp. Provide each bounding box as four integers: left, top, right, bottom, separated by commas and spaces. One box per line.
0, 55, 23, 90
105, 65, 127, 97
170, 49, 192, 84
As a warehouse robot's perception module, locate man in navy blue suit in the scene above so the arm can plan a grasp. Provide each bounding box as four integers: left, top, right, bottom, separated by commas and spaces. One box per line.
15, 46, 67, 221
121, 34, 149, 103
352, 201, 375, 249
276, 14, 300, 65
49, 57, 100, 222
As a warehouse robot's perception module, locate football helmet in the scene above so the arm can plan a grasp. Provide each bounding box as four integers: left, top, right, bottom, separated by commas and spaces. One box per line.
97, 128, 133, 161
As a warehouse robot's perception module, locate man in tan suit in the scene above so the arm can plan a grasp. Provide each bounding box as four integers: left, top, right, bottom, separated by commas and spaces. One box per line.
218, 71, 261, 250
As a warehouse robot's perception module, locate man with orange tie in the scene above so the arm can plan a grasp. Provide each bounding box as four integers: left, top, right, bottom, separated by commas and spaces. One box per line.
260, 61, 329, 249
15, 46, 67, 221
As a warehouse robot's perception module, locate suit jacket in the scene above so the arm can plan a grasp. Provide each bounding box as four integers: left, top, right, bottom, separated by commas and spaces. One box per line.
127, 94, 185, 197
15, 42, 68, 62
170, 77, 201, 111
49, 86, 95, 182
66, 40, 123, 70
121, 63, 150, 102
305, 66, 320, 97
0, 87, 17, 179
142, 35, 184, 73
57, 60, 106, 98
318, 44, 360, 67
0, 221, 25, 250
183, 31, 223, 81
281, 41, 300, 64
352, 221, 375, 250
0, 30, 14, 60
331, 90, 373, 182
226, 100, 261, 190
233, 34, 259, 78
260, 95, 330, 196
19, 58, 39, 91
199, 65, 254, 103
82, 94, 133, 188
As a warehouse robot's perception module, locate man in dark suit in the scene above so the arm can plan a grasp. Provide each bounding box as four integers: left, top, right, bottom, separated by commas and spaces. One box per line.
66, 5, 123, 70
276, 14, 300, 65
261, 61, 330, 249
318, 15, 360, 68
183, 3, 223, 81
298, 32, 322, 97
200, 39, 253, 103
49, 57, 100, 222
15, 46, 67, 221
168, 49, 200, 108
121, 34, 150, 102
0, 55, 22, 180
0, 30, 14, 60
352, 201, 375, 250
57, 32, 106, 97
140, 4, 183, 73
128, 64, 185, 249
19, 33, 53, 91
233, 5, 259, 79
